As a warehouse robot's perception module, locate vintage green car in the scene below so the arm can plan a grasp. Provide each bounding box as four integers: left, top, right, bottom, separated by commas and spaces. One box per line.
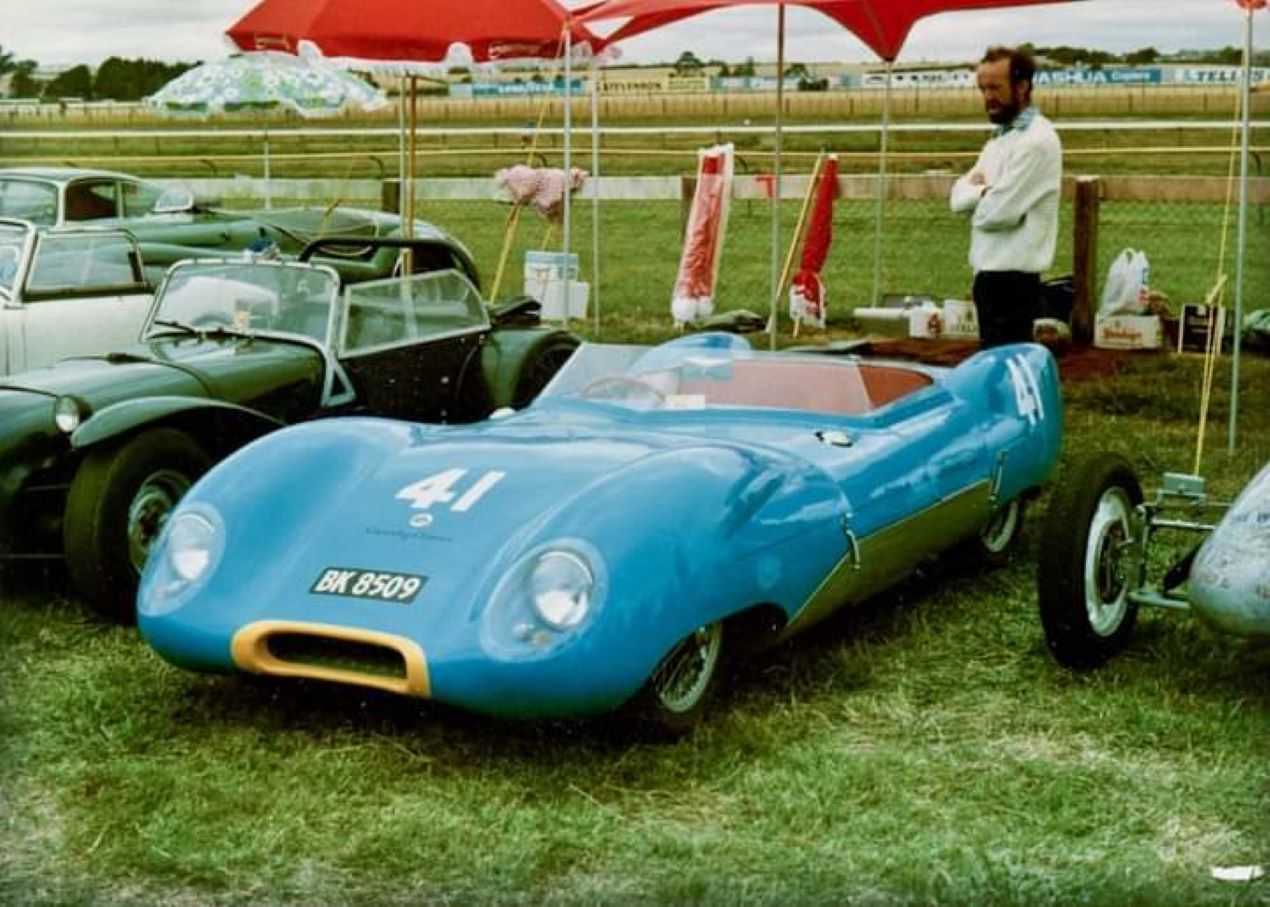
0, 237, 578, 622
0, 166, 448, 285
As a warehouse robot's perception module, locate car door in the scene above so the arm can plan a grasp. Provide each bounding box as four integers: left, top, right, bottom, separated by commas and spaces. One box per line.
337, 270, 492, 423
13, 231, 152, 372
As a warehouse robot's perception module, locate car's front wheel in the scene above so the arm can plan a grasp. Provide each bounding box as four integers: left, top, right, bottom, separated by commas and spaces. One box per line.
64, 428, 210, 623
626, 621, 725, 737
1037, 452, 1143, 669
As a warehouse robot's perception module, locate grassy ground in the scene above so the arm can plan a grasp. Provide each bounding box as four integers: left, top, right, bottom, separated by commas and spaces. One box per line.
1, 354, 1267, 906
1, 110, 1268, 903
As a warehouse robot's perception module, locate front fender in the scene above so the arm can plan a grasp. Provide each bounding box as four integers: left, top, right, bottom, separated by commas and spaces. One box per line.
71, 395, 284, 451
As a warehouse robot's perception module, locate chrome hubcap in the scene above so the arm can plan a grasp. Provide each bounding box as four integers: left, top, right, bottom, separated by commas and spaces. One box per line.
127, 469, 192, 573
1084, 488, 1133, 636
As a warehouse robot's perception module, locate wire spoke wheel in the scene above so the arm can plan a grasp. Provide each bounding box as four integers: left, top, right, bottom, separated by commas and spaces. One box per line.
651, 622, 723, 715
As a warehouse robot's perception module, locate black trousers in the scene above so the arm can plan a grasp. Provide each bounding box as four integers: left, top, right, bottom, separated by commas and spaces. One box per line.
972, 270, 1042, 349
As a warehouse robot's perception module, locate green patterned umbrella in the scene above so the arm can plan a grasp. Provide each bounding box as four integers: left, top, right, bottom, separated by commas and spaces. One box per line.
146, 51, 386, 118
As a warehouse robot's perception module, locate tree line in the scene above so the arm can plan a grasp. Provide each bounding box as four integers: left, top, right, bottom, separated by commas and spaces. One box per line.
0, 47, 194, 101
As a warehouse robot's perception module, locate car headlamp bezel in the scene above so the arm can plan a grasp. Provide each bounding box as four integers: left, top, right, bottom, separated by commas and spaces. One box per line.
167, 511, 219, 584
528, 549, 594, 630
53, 395, 89, 435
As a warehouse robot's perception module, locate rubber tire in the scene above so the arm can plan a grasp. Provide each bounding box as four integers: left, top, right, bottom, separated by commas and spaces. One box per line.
624, 621, 725, 739
64, 428, 210, 624
1037, 452, 1143, 670
511, 336, 579, 408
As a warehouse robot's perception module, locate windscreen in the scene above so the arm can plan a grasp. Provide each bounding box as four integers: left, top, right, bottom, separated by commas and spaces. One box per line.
537, 340, 896, 417
151, 261, 339, 341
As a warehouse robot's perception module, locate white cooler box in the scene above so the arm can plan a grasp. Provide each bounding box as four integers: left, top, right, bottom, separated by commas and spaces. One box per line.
1094, 314, 1163, 350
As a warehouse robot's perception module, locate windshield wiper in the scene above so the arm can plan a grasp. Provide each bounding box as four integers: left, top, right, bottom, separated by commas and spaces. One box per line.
151, 318, 200, 335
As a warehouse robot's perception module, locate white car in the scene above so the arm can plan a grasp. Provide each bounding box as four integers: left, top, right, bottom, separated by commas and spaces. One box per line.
0, 218, 153, 376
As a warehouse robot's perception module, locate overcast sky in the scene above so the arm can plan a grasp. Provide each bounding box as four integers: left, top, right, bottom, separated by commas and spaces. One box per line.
5, 0, 1260, 69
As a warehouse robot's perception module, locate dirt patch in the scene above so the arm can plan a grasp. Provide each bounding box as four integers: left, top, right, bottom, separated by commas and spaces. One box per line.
866, 338, 1160, 384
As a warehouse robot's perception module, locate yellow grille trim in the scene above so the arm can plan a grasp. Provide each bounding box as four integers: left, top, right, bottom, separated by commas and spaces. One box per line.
231, 620, 430, 698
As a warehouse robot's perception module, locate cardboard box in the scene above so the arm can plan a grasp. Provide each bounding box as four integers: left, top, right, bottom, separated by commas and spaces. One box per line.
1176, 304, 1232, 354
1094, 314, 1163, 350
853, 306, 910, 338
941, 299, 979, 339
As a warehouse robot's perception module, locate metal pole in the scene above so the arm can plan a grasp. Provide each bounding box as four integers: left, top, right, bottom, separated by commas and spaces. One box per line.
263, 125, 272, 210
870, 60, 894, 307
591, 62, 601, 336
562, 28, 573, 330
769, 3, 785, 350
1229, 7, 1254, 454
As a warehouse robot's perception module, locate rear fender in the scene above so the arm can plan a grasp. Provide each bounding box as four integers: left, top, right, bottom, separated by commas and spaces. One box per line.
71, 396, 283, 458
478, 327, 578, 410
942, 343, 1063, 500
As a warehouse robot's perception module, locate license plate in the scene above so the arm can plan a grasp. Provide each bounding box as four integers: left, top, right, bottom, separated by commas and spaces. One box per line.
310, 567, 426, 603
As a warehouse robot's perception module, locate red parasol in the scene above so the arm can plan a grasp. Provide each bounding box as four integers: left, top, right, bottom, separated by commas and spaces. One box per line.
228, 0, 606, 65
790, 154, 839, 330
579, 0, 1080, 62
672, 145, 734, 325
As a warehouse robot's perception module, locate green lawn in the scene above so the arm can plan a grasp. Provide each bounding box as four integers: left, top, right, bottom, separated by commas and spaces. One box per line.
2, 136, 1269, 904
2, 332, 1268, 907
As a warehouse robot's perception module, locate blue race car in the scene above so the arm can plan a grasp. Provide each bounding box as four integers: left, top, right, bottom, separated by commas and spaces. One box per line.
139, 333, 1062, 733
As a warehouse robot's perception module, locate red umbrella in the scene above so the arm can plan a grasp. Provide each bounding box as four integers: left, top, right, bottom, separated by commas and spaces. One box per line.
580, 0, 1078, 62
790, 154, 839, 330
228, 0, 606, 64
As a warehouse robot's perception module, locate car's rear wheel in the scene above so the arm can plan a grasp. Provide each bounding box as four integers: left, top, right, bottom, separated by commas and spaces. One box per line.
511, 336, 578, 408
1037, 453, 1143, 669
626, 621, 725, 737
64, 428, 210, 624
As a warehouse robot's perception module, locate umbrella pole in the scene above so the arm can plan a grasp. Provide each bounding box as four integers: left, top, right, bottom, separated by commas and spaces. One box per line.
263, 124, 272, 210
870, 59, 893, 307
1229, 5, 1253, 454
562, 28, 573, 330
398, 83, 407, 229
768, 2, 785, 350
591, 61, 601, 337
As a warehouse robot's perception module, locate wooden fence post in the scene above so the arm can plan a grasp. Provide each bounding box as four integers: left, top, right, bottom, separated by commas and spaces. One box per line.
1072, 175, 1101, 344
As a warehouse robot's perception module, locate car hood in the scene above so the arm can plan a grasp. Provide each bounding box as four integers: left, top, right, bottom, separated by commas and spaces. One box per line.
0, 335, 322, 411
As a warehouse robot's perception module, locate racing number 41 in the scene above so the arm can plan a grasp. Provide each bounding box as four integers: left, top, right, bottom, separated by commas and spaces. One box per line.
396, 468, 507, 512
1005, 355, 1045, 426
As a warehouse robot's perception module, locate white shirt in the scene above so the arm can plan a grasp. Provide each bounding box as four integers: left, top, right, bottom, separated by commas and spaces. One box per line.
950, 108, 1062, 275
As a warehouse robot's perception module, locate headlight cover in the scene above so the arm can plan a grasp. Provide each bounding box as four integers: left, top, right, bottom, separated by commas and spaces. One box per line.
529, 550, 593, 629
138, 504, 224, 615
168, 512, 218, 583
480, 540, 607, 658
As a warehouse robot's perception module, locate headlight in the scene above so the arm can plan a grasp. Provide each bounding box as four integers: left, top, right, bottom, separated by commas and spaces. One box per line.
528, 550, 593, 629
53, 396, 88, 434
167, 512, 217, 583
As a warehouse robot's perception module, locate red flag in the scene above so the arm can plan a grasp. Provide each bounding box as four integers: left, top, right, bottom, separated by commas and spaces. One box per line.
1233, 0, 1265, 9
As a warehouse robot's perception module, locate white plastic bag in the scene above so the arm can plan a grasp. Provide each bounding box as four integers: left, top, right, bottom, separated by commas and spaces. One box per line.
1099, 248, 1150, 316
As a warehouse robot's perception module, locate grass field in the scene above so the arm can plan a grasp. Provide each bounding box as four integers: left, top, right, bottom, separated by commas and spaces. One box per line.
1, 352, 1267, 905
1, 106, 1269, 904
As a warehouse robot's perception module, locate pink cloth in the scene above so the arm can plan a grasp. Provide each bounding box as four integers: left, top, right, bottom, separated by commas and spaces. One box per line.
495, 165, 587, 222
